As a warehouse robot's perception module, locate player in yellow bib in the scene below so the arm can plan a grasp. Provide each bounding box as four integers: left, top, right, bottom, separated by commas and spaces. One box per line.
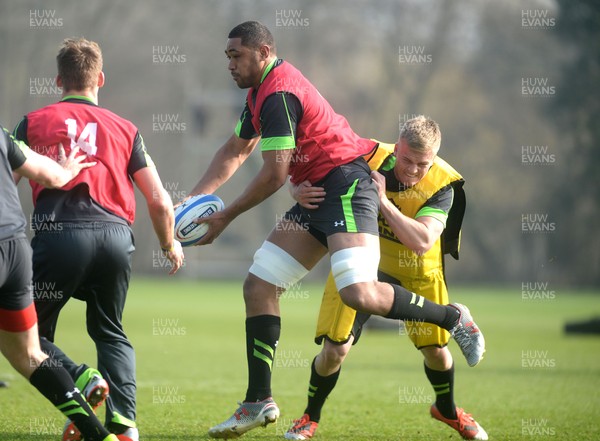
285, 116, 488, 440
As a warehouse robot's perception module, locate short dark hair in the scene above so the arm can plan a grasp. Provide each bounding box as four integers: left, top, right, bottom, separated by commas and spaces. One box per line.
57, 37, 103, 91
228, 21, 276, 53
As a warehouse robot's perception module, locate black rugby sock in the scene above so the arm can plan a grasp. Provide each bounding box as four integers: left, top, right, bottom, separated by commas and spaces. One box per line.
425, 362, 457, 419
384, 283, 460, 330
244, 315, 281, 402
304, 358, 341, 423
29, 358, 110, 441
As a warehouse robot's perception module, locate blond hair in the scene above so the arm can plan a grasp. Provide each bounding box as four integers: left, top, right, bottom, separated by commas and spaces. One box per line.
56, 37, 103, 91
399, 115, 441, 153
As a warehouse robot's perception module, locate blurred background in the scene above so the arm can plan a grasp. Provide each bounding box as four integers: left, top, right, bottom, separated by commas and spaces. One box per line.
0, 0, 598, 290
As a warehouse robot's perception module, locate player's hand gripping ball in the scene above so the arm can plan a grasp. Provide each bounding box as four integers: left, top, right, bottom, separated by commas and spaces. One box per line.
174, 194, 224, 246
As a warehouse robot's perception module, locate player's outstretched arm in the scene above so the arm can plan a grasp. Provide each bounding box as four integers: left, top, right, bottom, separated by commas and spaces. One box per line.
188, 134, 260, 198
226, 148, 291, 217
134, 166, 184, 274
194, 149, 291, 245
15, 144, 96, 189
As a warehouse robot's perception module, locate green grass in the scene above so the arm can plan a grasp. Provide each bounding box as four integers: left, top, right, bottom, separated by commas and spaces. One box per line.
1, 279, 599, 440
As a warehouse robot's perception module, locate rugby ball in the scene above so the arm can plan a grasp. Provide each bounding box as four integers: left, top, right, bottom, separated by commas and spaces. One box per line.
174, 194, 224, 247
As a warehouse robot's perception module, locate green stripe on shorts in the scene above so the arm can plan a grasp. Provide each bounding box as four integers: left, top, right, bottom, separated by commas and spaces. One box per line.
340, 179, 359, 232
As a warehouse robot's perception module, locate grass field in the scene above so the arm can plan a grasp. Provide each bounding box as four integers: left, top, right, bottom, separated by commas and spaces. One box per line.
1, 278, 599, 440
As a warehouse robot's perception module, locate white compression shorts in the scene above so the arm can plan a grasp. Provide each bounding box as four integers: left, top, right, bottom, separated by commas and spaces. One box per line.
331, 246, 380, 290
249, 241, 309, 287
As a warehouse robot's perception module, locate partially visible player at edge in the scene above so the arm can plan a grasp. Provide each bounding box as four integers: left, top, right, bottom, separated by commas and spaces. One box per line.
13, 37, 184, 441
285, 116, 487, 440
0, 126, 122, 441
184, 21, 485, 439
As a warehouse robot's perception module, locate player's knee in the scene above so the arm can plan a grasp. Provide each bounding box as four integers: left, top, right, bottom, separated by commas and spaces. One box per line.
422, 346, 453, 371
338, 286, 361, 310
315, 344, 349, 375
339, 283, 374, 312
243, 273, 267, 302
322, 342, 351, 368
330, 247, 379, 292
248, 241, 308, 289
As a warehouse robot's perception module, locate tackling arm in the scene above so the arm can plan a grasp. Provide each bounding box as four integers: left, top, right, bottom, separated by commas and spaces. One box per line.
371, 170, 445, 255
289, 179, 326, 209
15, 144, 95, 189
379, 198, 445, 255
